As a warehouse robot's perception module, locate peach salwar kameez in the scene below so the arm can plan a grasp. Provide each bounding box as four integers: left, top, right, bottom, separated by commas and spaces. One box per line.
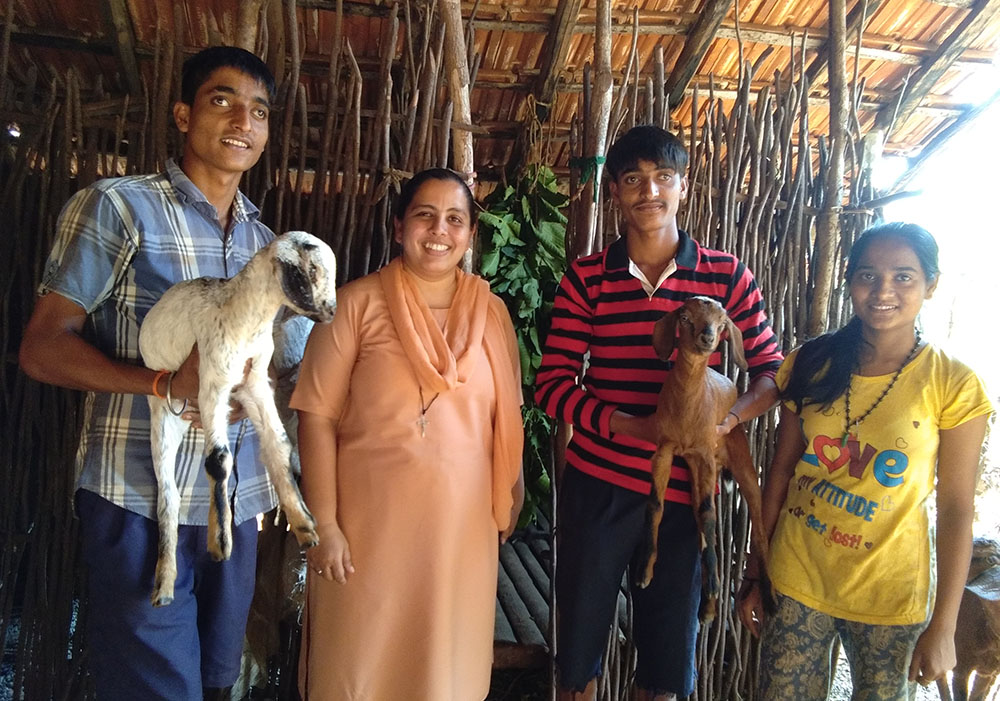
291, 259, 522, 700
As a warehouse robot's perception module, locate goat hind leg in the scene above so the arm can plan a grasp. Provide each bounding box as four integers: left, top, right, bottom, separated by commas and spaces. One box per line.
687, 453, 721, 622
723, 426, 777, 613
638, 445, 675, 588
969, 672, 995, 701
201, 385, 236, 561
236, 377, 318, 548
149, 400, 188, 606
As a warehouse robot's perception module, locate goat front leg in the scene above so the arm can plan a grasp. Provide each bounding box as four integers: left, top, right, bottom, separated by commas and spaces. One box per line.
687, 453, 721, 622
723, 425, 777, 614
201, 377, 236, 561
149, 399, 190, 606
638, 443, 676, 588
235, 373, 318, 549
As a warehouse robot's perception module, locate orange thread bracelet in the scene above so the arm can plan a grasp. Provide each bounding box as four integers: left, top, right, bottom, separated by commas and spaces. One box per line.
152, 369, 170, 399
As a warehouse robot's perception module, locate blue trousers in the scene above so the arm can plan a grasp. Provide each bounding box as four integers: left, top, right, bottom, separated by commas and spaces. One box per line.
76, 489, 258, 701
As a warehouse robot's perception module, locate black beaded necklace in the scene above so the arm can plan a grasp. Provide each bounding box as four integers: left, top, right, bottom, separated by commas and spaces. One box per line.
841, 331, 921, 447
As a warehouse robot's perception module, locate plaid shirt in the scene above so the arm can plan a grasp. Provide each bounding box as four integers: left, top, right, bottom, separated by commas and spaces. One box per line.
39, 159, 279, 526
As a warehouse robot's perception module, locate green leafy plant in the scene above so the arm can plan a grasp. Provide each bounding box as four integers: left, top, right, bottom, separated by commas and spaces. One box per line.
479, 164, 568, 525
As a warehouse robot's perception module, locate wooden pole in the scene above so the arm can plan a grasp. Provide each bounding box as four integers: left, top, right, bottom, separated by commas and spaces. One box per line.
573, 0, 612, 259
810, 0, 847, 336
439, 0, 474, 182
236, 0, 265, 52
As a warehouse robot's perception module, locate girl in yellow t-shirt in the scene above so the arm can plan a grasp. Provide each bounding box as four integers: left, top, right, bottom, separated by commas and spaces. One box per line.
738, 222, 992, 700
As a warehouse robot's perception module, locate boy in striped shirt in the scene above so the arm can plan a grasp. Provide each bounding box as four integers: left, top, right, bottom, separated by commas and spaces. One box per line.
536, 125, 783, 701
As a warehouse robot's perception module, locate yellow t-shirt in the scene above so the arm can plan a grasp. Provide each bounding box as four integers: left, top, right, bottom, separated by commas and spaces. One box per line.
768, 344, 992, 625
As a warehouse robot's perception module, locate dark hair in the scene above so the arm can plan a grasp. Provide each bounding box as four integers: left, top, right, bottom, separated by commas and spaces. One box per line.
605, 125, 689, 182
782, 222, 940, 411
394, 168, 476, 223
180, 46, 276, 106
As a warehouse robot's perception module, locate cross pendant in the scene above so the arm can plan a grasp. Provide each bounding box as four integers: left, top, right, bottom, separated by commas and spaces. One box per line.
417, 414, 429, 438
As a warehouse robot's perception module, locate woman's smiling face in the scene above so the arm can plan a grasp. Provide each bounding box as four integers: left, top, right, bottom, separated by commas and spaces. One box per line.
849, 236, 938, 334
394, 177, 475, 282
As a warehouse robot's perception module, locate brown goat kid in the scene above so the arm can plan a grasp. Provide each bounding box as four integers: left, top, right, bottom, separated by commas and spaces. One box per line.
938, 537, 1000, 701
638, 296, 774, 622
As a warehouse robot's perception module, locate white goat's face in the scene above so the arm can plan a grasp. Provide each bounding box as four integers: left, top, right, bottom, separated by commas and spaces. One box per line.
272, 231, 337, 323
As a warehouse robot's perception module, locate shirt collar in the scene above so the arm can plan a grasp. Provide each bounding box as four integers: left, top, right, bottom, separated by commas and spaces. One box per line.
164, 158, 261, 224
629, 258, 677, 297
605, 228, 699, 271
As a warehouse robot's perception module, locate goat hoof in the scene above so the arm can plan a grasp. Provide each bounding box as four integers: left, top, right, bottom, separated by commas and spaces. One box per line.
151, 590, 174, 607
294, 526, 320, 549
635, 565, 654, 588
207, 540, 232, 562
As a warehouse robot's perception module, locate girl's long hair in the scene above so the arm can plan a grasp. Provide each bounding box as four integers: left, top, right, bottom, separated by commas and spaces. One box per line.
781, 222, 940, 412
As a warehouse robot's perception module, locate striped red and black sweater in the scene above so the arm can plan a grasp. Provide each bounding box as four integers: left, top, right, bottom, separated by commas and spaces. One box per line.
535, 231, 784, 504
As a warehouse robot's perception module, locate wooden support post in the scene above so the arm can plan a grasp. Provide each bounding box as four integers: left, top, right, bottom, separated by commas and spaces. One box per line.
439, 0, 474, 182
572, 0, 612, 259
810, 0, 847, 336
236, 0, 265, 52
101, 0, 142, 97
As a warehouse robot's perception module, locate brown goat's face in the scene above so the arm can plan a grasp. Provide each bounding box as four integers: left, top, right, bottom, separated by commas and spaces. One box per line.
676, 297, 730, 356
651, 296, 748, 369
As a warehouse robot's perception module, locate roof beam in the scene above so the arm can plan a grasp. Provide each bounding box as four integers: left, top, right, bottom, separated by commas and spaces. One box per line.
874, 0, 1000, 134
663, 0, 731, 109
300, 1, 996, 65
9, 27, 115, 54
923, 0, 977, 7
100, 0, 142, 96
6, 17, 992, 75
533, 0, 585, 119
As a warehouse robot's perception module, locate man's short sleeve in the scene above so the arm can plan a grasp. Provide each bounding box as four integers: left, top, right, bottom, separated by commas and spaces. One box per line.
40, 186, 137, 313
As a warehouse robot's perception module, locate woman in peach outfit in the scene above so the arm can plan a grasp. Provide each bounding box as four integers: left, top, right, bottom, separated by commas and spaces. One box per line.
291, 168, 525, 700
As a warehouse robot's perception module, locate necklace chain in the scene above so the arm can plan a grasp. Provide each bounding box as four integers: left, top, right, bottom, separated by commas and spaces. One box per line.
842, 331, 921, 446
417, 387, 440, 438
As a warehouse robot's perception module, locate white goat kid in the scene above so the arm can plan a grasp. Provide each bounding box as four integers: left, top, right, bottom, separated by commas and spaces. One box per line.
139, 231, 336, 607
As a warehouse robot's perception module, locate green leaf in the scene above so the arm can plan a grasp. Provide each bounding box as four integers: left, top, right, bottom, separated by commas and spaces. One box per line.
537, 220, 566, 252
539, 196, 569, 224
517, 335, 532, 379
520, 195, 535, 229
480, 249, 500, 277
522, 277, 541, 309
529, 325, 541, 354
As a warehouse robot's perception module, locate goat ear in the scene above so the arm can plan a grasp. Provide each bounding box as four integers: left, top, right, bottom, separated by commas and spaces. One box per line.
725, 317, 747, 370
652, 311, 678, 362
968, 564, 1000, 600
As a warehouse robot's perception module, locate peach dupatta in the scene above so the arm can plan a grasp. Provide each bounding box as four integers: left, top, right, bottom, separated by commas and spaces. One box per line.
379, 257, 523, 529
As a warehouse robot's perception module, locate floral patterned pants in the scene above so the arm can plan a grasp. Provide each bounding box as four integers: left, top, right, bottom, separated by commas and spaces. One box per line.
759, 592, 927, 701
